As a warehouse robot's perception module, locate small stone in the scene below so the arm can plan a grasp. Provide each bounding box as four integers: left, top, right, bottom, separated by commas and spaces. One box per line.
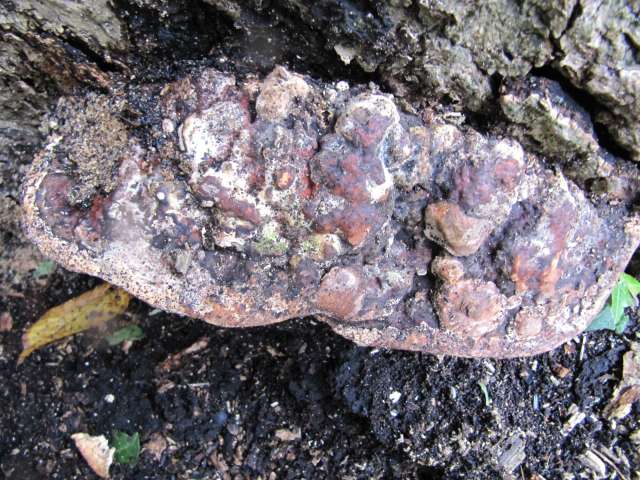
300, 234, 342, 261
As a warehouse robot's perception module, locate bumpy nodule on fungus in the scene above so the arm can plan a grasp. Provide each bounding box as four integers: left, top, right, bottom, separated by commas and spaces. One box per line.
22, 66, 640, 358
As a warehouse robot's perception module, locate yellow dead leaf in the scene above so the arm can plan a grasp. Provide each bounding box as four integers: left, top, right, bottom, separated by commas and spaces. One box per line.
18, 283, 130, 364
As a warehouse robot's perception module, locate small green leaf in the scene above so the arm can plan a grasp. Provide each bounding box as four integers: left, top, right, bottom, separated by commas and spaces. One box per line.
614, 314, 630, 335
586, 305, 615, 332
33, 260, 56, 279
104, 324, 145, 346
620, 285, 636, 310
111, 431, 140, 465
621, 273, 640, 299
478, 381, 491, 406
611, 282, 626, 324
611, 279, 635, 324
588, 273, 639, 335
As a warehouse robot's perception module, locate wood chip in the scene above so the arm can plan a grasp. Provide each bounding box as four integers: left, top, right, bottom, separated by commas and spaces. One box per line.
497, 434, 526, 473
71, 433, 114, 479
606, 385, 640, 419
158, 336, 209, 372
591, 449, 629, 480
605, 343, 640, 419
561, 404, 586, 435
579, 450, 606, 478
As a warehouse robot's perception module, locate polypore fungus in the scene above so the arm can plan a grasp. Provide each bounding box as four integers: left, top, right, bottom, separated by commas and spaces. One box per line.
22, 66, 640, 357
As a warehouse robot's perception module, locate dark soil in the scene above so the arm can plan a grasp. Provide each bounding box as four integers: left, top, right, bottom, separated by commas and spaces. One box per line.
1, 267, 639, 479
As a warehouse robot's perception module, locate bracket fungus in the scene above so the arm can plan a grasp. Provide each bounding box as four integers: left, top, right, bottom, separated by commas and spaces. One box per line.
22, 66, 640, 358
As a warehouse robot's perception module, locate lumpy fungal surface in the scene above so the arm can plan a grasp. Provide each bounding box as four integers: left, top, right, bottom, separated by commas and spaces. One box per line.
22, 67, 640, 357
